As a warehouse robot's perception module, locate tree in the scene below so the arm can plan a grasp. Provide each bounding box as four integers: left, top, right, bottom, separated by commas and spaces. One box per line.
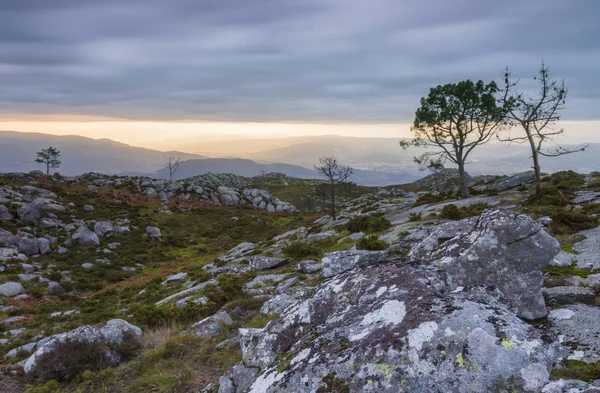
35, 147, 61, 175
314, 156, 353, 220
426, 158, 445, 193
162, 156, 182, 181
401, 80, 506, 197
500, 63, 587, 198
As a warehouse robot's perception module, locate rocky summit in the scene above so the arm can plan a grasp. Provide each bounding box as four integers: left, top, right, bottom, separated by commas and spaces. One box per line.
2, 170, 600, 393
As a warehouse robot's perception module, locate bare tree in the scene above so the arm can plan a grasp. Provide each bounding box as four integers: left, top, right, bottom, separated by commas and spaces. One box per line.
500, 63, 587, 198
314, 156, 353, 220
163, 156, 182, 180
401, 80, 506, 197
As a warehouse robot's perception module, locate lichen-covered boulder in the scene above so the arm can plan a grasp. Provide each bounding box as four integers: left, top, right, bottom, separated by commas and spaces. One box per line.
322, 250, 388, 277
250, 256, 288, 270
222, 262, 561, 393
0, 282, 26, 297
18, 237, 39, 256
94, 221, 115, 237
23, 319, 142, 375
410, 208, 560, 320
187, 311, 233, 338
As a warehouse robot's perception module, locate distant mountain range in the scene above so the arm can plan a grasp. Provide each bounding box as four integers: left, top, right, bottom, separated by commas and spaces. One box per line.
1, 130, 598, 186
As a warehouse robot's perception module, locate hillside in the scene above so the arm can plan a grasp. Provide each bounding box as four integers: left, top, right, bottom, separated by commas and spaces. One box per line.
1, 170, 600, 392
0, 131, 205, 176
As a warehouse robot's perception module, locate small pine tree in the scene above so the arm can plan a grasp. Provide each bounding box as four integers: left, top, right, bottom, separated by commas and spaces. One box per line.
35, 147, 62, 175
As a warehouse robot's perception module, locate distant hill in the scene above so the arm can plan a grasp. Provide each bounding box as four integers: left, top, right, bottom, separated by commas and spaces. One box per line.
152, 158, 420, 186
0, 131, 205, 175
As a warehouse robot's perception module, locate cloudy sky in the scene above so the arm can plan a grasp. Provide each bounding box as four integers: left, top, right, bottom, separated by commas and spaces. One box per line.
0, 0, 598, 144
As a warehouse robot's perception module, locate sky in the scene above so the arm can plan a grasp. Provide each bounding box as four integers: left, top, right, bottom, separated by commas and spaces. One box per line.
0, 0, 599, 146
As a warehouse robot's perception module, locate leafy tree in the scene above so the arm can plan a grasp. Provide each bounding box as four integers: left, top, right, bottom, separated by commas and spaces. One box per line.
35, 146, 61, 175
500, 63, 587, 198
314, 156, 353, 220
162, 156, 182, 180
401, 80, 506, 197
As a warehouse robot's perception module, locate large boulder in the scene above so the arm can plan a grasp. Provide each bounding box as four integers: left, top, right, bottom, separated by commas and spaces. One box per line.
187, 311, 233, 338
72, 225, 100, 246
0, 282, 26, 297
489, 171, 537, 191
17, 199, 49, 224
0, 204, 13, 221
18, 237, 40, 256
146, 226, 162, 237
222, 263, 561, 393
322, 250, 388, 278
24, 319, 142, 375
409, 208, 560, 320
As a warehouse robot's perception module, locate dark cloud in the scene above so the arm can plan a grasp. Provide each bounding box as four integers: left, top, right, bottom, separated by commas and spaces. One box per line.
0, 0, 598, 122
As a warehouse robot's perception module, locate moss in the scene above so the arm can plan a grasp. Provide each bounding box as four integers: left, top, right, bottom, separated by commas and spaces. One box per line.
544, 261, 598, 279
550, 359, 600, 382
316, 372, 350, 393
345, 214, 392, 234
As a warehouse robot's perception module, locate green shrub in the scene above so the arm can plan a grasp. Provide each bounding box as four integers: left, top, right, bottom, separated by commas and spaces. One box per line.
345, 214, 391, 234
25, 380, 62, 393
439, 204, 461, 220
414, 193, 451, 206
31, 334, 140, 383
282, 242, 322, 260
356, 235, 388, 251
408, 212, 422, 222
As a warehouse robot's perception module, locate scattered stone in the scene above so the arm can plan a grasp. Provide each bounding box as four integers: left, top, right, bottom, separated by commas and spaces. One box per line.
81, 263, 94, 269
306, 230, 337, 244
296, 260, 322, 274
47, 281, 63, 295
489, 171, 537, 191
93, 221, 114, 237
164, 272, 188, 284
146, 226, 162, 237
187, 311, 233, 338
542, 286, 596, 305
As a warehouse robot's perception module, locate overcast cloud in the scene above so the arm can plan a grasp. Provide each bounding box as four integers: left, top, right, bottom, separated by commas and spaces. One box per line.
0, 0, 598, 122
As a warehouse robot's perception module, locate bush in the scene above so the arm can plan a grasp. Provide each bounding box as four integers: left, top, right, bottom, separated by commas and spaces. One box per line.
356, 235, 388, 251
345, 214, 392, 234
408, 212, 422, 222
32, 334, 140, 383
414, 192, 451, 206
282, 242, 322, 259
439, 204, 461, 220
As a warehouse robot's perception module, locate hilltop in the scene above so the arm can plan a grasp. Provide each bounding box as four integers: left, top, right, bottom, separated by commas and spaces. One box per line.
1, 170, 600, 392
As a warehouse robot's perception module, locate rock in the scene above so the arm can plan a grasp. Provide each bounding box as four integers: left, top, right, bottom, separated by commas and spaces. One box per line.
297, 260, 322, 273
72, 225, 100, 246
81, 263, 94, 269
227, 262, 560, 393
0, 204, 13, 221
21, 263, 34, 272
83, 204, 95, 212
175, 296, 208, 308
48, 281, 63, 295
306, 230, 337, 244
17, 199, 50, 224
542, 379, 600, 393
5, 342, 36, 358
187, 311, 233, 338
321, 250, 388, 278
18, 274, 38, 281
2, 316, 25, 324
24, 319, 143, 375
18, 237, 39, 256
57, 246, 68, 254
410, 209, 560, 320
37, 238, 51, 255
583, 273, 600, 287
250, 256, 288, 270
572, 191, 600, 204
569, 227, 600, 269
146, 226, 161, 237
550, 251, 576, 267
0, 247, 19, 261
0, 282, 26, 297
243, 274, 290, 292
218, 363, 260, 393
155, 279, 217, 306
548, 304, 600, 363
94, 221, 114, 237
164, 272, 188, 283
219, 242, 255, 262
542, 286, 596, 305
489, 171, 537, 191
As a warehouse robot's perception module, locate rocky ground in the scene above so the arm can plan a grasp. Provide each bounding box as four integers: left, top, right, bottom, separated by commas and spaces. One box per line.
1, 169, 600, 392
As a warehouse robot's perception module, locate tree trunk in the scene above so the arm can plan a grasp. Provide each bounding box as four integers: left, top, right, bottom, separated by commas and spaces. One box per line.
532, 150, 542, 199
457, 161, 470, 197
330, 180, 336, 220
46, 162, 50, 175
